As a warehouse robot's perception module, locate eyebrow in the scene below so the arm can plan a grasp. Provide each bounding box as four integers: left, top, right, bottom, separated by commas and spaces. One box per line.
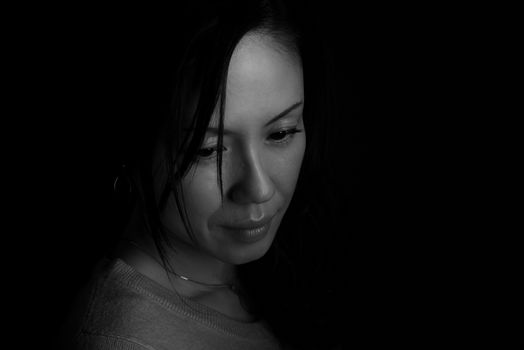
206, 101, 303, 135
263, 101, 303, 127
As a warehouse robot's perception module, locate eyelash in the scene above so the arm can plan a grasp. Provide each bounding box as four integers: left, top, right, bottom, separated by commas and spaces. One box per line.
268, 127, 303, 144
197, 127, 303, 159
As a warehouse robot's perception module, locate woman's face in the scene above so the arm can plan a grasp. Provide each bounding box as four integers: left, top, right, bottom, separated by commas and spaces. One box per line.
157, 33, 305, 265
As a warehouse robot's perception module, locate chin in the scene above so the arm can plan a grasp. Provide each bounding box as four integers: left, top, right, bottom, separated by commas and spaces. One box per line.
220, 231, 276, 265
232, 245, 272, 265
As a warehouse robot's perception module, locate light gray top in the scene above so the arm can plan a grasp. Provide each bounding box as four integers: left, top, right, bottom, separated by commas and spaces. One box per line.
59, 258, 281, 350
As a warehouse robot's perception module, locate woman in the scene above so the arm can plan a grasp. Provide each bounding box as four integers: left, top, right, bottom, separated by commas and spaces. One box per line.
60, 0, 341, 348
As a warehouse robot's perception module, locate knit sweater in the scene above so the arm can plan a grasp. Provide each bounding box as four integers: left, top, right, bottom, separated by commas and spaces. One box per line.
59, 258, 282, 350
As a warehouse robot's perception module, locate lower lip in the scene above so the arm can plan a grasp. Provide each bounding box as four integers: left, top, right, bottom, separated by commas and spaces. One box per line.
224, 221, 272, 243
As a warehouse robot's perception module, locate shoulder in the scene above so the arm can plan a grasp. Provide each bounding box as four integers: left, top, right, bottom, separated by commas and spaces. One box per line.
59, 258, 282, 349
69, 332, 157, 350
58, 258, 194, 349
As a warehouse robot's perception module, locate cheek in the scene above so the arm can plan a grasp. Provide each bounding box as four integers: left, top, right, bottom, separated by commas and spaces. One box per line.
272, 135, 306, 195
161, 166, 222, 240
182, 168, 223, 225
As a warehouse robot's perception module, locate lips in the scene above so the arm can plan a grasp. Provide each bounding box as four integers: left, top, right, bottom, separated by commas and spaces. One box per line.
221, 216, 274, 243
222, 214, 274, 230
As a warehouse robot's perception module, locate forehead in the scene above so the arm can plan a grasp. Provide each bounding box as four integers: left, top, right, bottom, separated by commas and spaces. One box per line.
212, 33, 303, 127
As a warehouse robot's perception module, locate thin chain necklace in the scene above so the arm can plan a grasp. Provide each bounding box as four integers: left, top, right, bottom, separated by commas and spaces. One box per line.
122, 239, 238, 293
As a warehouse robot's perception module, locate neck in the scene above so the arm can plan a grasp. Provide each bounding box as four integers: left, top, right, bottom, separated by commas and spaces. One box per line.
113, 208, 256, 321
115, 208, 238, 294
139, 235, 237, 287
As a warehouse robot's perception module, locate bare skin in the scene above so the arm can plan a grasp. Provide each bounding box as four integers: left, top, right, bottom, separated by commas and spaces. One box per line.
113, 236, 254, 322
114, 32, 304, 322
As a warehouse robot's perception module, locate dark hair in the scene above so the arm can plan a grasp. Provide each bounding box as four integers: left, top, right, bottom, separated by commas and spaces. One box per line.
114, 0, 339, 348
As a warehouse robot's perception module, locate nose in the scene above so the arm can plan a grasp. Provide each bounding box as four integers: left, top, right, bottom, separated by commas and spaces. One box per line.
228, 147, 275, 205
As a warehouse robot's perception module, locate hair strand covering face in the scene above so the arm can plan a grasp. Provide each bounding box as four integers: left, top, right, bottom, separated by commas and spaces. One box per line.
116, 0, 338, 348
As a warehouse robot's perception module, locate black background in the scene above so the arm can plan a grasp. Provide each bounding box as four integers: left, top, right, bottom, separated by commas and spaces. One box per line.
10, 2, 519, 348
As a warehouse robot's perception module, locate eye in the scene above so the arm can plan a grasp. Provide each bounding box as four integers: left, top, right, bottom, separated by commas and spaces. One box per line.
197, 146, 227, 159
268, 128, 303, 144
197, 147, 216, 158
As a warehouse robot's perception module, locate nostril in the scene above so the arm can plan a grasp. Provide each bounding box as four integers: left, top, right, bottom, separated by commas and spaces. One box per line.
229, 164, 275, 205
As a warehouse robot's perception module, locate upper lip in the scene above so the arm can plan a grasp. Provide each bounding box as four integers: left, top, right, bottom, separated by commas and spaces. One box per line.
222, 215, 274, 230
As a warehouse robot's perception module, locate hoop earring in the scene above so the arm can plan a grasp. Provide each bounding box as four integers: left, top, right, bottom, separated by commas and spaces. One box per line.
113, 163, 133, 193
